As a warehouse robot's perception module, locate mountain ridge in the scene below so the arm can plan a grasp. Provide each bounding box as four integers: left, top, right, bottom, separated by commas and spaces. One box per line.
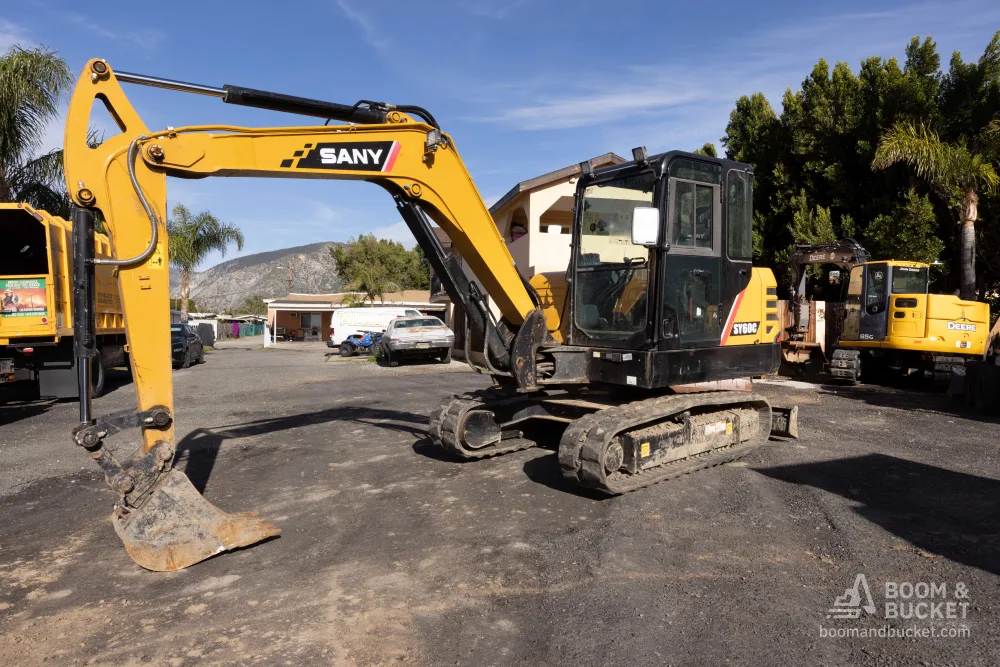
170, 241, 343, 312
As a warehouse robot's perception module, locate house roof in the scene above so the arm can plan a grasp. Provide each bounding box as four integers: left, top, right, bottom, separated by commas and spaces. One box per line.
265, 290, 443, 309
489, 152, 627, 216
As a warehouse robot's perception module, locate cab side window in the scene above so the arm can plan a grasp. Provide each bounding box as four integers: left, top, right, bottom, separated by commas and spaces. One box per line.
726, 170, 753, 261
670, 180, 718, 252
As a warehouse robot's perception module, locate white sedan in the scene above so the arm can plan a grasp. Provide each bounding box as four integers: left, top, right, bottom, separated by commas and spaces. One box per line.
375, 316, 455, 366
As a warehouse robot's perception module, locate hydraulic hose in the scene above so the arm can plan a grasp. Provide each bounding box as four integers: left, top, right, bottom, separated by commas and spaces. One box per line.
93, 135, 159, 267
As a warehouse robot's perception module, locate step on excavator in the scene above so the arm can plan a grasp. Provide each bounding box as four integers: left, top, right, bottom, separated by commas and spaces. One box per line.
63, 59, 799, 571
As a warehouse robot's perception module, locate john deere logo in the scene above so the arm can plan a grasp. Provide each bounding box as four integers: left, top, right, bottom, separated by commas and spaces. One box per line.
281, 141, 400, 172
947, 322, 976, 331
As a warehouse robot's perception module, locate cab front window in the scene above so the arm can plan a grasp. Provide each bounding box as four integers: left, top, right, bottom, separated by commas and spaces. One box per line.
575, 171, 655, 338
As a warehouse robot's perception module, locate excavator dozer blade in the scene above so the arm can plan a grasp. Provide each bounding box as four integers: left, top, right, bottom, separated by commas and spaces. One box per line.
112, 470, 280, 572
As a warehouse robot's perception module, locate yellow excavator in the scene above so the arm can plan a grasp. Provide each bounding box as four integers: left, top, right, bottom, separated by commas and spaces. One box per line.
785, 240, 990, 383
63, 59, 798, 572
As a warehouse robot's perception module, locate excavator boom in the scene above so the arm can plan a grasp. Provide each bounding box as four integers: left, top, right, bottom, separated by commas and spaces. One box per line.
64, 59, 542, 570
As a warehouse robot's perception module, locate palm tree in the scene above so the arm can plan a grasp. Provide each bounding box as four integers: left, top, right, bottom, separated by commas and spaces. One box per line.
0, 45, 72, 213
349, 263, 400, 305
873, 122, 998, 300
168, 204, 244, 321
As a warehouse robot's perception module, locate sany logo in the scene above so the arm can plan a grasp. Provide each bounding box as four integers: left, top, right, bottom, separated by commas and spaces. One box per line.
320, 146, 385, 166
288, 141, 401, 172
827, 574, 877, 619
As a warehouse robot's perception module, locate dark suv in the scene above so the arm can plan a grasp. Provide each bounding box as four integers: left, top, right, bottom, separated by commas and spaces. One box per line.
171, 324, 205, 369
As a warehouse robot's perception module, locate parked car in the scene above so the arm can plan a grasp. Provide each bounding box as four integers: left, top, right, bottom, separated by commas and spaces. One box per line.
328, 307, 422, 347
375, 316, 455, 366
335, 330, 382, 357
171, 324, 205, 369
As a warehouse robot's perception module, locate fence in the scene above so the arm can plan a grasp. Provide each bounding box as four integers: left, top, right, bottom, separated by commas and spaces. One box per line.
215, 321, 265, 340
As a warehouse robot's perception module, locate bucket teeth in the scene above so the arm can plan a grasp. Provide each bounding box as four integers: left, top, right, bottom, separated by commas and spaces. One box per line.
113, 470, 280, 571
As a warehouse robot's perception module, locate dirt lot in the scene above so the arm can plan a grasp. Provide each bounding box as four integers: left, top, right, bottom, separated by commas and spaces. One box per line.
1, 342, 998, 666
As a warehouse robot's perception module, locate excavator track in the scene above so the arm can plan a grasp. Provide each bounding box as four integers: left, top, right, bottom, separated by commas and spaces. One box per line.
558, 391, 774, 494
428, 390, 541, 459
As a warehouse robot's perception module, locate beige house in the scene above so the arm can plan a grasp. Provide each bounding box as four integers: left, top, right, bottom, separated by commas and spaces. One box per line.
491, 152, 625, 278
433, 153, 626, 357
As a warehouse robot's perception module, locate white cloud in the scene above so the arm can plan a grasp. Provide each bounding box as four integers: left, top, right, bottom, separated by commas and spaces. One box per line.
0, 18, 33, 52
371, 220, 416, 248
472, 0, 1000, 145
309, 201, 340, 223
60, 12, 165, 52
335, 0, 393, 58
456, 0, 530, 19
485, 85, 704, 131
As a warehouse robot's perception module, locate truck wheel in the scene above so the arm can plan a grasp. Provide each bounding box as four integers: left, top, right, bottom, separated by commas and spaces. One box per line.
339, 343, 354, 357
197, 347, 206, 364
181, 347, 192, 369
439, 348, 452, 364
90, 355, 106, 398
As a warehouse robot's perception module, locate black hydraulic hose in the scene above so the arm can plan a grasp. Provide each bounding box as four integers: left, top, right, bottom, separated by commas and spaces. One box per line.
353, 101, 440, 129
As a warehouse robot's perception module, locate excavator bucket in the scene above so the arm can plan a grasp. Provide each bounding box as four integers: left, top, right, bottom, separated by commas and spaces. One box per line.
112, 470, 280, 572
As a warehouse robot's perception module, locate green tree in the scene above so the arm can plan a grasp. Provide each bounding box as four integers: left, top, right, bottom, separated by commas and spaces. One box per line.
872, 121, 997, 300
693, 142, 717, 157
0, 45, 72, 214
721, 30, 1000, 302
170, 297, 197, 312
864, 189, 945, 265
331, 234, 429, 303
168, 204, 244, 321
236, 294, 268, 316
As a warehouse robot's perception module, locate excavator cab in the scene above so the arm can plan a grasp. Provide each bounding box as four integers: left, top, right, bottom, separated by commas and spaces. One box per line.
567, 153, 767, 361
841, 262, 929, 343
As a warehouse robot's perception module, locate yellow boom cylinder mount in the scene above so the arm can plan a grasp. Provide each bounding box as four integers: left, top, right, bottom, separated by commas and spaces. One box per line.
64, 59, 541, 571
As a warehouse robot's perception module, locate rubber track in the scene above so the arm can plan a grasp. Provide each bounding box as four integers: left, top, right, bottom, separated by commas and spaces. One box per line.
558, 391, 773, 494
428, 390, 540, 459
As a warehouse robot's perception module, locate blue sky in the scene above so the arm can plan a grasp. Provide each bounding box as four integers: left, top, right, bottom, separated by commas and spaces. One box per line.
4, 0, 1000, 268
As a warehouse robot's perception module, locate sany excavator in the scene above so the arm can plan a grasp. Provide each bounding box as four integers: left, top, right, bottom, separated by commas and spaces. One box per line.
63, 59, 798, 571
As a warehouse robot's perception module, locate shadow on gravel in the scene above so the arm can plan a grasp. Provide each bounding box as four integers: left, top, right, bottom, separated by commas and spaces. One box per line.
176, 405, 429, 493
411, 437, 462, 463
816, 384, 1000, 424
0, 399, 55, 425
522, 453, 611, 500
758, 453, 1000, 575
0, 370, 133, 425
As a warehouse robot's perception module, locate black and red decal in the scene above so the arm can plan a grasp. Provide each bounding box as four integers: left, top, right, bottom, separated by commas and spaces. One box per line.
284, 141, 400, 172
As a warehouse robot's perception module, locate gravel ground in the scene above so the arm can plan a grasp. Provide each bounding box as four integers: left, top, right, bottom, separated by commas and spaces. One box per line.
1, 344, 998, 666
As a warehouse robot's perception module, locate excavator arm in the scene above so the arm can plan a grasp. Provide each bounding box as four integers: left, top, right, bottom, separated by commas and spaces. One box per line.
63, 59, 546, 571
787, 239, 870, 340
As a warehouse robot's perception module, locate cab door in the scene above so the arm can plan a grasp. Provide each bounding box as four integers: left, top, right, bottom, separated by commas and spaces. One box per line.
859, 262, 889, 341
660, 173, 721, 347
